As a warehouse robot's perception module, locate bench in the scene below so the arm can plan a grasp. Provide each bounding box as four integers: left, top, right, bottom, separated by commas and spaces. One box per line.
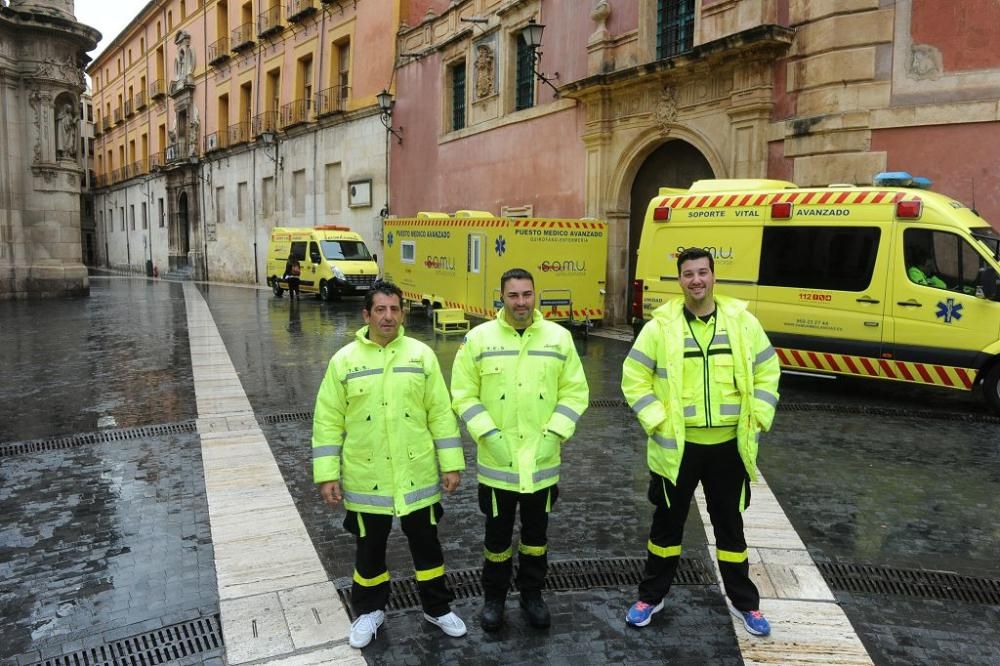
433, 308, 470, 335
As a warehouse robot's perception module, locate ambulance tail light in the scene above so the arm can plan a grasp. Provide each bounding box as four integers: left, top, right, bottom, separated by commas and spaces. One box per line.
631, 279, 644, 320
653, 206, 671, 222
896, 200, 923, 219
771, 202, 793, 220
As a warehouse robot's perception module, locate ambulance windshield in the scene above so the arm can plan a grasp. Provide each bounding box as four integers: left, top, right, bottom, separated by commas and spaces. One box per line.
321, 240, 373, 261
971, 227, 1000, 261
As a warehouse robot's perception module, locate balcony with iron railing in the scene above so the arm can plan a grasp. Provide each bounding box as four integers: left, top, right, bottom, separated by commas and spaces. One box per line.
228, 120, 252, 146
150, 79, 166, 100
204, 130, 231, 152
134, 91, 147, 110
110, 168, 121, 183
149, 151, 165, 170
113, 107, 123, 124
287, 0, 316, 22
94, 173, 107, 188
252, 110, 279, 136
257, 5, 283, 38
124, 100, 134, 118
101, 117, 111, 131
94, 121, 103, 137
130, 159, 147, 177
231, 22, 254, 51
315, 85, 349, 117
280, 99, 310, 128
208, 36, 230, 66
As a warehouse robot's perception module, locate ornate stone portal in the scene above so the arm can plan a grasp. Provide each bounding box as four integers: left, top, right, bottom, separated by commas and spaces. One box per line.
0, 0, 100, 298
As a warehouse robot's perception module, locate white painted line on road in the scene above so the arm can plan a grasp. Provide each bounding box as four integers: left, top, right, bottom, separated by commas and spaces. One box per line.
183, 284, 363, 666
696, 470, 873, 665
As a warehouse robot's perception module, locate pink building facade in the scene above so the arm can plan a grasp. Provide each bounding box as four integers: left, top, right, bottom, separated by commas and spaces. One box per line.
392, 0, 1000, 323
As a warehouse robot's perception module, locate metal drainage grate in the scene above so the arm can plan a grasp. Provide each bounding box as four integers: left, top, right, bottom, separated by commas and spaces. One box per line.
781, 401, 1000, 424
0, 422, 198, 459
259, 411, 314, 424
818, 562, 1000, 605
335, 557, 713, 617
25, 614, 223, 666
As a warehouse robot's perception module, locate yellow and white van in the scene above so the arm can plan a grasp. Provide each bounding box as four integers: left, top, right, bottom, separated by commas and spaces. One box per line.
383, 211, 608, 328
266, 225, 379, 300
632, 173, 1000, 413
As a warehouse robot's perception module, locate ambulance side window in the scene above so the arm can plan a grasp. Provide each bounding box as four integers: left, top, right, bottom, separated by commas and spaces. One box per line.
759, 226, 880, 291
290, 241, 307, 261
309, 241, 322, 264
401, 241, 416, 264
907, 229, 986, 292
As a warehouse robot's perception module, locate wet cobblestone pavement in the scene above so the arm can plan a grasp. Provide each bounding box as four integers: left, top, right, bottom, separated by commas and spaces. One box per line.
1, 278, 998, 664
0, 431, 218, 662
0, 278, 196, 443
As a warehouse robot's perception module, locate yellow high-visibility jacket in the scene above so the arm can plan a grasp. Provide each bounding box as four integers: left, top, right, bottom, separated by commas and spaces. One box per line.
622, 295, 780, 484
312, 326, 464, 516
451, 310, 589, 493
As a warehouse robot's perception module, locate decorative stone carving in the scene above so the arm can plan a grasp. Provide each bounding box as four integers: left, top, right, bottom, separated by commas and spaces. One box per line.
28, 89, 53, 163
187, 105, 200, 157
173, 31, 196, 82
56, 99, 78, 159
590, 1, 611, 40
654, 87, 678, 130
909, 44, 942, 80
475, 44, 495, 98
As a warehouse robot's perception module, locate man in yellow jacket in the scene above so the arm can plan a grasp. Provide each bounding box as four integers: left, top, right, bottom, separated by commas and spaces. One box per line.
622, 248, 780, 637
313, 281, 467, 649
452, 268, 589, 632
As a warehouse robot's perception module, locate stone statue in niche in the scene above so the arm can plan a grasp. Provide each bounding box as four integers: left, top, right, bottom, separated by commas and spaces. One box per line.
475, 44, 495, 98
173, 31, 196, 81
56, 101, 78, 158
187, 105, 200, 157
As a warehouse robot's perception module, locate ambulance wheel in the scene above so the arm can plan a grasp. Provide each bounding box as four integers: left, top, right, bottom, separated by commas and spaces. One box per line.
272, 278, 284, 297
319, 280, 332, 301
983, 364, 1000, 415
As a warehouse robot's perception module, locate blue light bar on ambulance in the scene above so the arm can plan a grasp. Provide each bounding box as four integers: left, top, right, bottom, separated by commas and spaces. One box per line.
873, 171, 933, 189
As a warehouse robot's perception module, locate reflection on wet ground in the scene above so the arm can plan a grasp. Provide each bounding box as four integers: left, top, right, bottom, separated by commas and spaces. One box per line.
0, 432, 217, 659
0, 278, 196, 443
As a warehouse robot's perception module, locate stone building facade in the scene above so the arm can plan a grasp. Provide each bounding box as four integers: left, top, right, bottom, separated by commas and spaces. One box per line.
88, 0, 402, 283
392, 0, 1000, 324
0, 0, 99, 299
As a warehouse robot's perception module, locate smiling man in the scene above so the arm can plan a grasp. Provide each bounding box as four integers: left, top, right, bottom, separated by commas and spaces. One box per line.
451, 268, 589, 632
622, 248, 780, 636
312, 280, 467, 648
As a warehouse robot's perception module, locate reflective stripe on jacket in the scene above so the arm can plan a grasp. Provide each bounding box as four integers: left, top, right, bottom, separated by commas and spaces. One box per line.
451, 309, 589, 493
312, 325, 464, 516
621, 295, 780, 483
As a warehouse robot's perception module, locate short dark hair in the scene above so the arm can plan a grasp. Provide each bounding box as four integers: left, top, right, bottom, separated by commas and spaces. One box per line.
500, 268, 534, 293
676, 247, 714, 274
364, 280, 403, 312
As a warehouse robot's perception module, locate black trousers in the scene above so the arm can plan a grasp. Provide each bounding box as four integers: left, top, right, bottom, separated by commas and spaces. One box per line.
478, 483, 559, 601
344, 504, 454, 617
638, 440, 759, 611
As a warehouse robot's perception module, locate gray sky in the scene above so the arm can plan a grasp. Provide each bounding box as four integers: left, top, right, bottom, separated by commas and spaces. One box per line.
76, 0, 151, 60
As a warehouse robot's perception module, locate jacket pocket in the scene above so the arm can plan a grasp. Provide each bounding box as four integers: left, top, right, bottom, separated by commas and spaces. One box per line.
538, 431, 561, 467
479, 431, 512, 468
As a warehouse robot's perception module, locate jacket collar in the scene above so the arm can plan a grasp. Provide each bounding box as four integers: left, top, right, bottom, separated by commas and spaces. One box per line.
652, 294, 748, 324
495, 307, 544, 333
355, 324, 406, 347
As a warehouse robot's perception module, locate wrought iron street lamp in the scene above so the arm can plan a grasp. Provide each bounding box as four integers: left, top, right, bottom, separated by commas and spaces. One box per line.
521, 18, 560, 97
377, 89, 404, 144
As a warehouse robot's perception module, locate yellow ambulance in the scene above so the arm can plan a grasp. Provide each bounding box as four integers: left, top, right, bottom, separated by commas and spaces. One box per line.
383, 211, 608, 328
632, 173, 1000, 413
266, 225, 379, 300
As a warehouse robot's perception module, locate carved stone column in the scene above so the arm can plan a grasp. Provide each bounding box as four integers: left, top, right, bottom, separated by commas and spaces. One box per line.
0, 1, 100, 299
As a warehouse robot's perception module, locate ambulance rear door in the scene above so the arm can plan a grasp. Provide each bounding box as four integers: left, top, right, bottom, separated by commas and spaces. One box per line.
466, 232, 488, 313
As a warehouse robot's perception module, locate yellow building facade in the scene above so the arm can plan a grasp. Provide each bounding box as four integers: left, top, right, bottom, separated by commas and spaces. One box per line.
89, 0, 402, 281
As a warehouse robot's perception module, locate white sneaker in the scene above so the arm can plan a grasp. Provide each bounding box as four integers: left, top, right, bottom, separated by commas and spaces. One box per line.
349, 610, 385, 648
423, 611, 467, 637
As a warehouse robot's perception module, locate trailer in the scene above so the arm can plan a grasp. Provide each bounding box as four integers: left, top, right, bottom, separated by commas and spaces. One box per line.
383, 212, 608, 331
